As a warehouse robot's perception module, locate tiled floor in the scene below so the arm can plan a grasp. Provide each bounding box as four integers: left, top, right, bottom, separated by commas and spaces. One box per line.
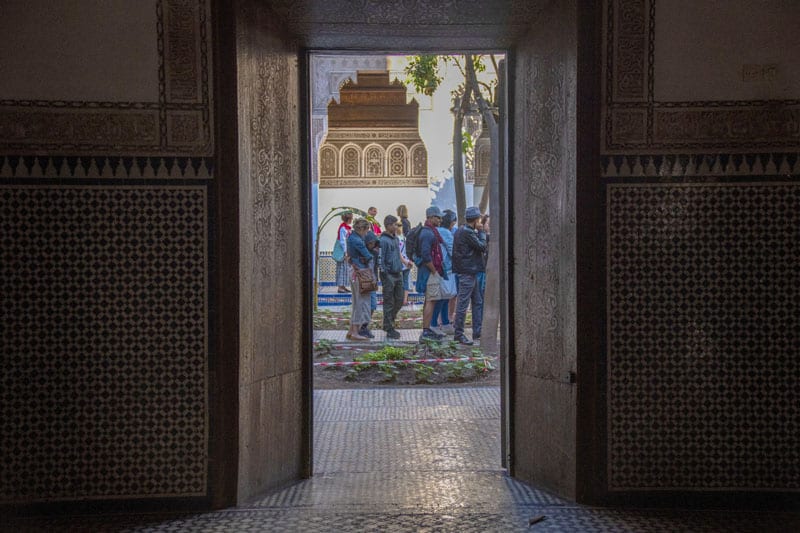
314, 328, 425, 343
7, 388, 800, 532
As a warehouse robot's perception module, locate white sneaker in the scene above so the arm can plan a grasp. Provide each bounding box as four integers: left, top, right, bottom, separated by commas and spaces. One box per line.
440, 324, 455, 335
430, 326, 444, 336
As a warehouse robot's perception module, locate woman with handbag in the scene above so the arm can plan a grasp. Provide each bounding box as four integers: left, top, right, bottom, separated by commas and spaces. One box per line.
335, 212, 353, 293
345, 218, 375, 341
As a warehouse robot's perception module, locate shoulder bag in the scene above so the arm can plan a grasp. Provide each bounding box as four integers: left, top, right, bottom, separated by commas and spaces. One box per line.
355, 267, 378, 294
332, 239, 345, 262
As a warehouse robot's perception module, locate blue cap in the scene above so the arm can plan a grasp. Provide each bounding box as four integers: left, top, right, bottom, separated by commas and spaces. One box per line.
442, 209, 457, 227
364, 230, 379, 244
465, 206, 481, 220
426, 206, 444, 218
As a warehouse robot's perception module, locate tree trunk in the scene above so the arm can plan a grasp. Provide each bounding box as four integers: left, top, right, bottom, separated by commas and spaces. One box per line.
465, 55, 501, 354
479, 178, 490, 214
452, 95, 466, 224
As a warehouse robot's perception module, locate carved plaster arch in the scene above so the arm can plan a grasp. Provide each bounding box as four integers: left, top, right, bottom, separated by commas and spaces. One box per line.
387, 143, 409, 177
410, 143, 428, 177
363, 143, 385, 177
319, 144, 338, 177
340, 143, 362, 177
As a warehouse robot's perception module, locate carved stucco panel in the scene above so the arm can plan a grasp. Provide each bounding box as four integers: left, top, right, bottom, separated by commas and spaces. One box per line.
250, 50, 300, 353
515, 31, 573, 379
511, 1, 577, 498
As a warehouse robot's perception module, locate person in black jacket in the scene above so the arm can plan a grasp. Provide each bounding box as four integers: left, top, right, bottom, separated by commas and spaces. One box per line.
452, 206, 489, 345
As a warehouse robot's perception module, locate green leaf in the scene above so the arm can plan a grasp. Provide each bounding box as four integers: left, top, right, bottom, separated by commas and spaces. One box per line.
404, 55, 443, 96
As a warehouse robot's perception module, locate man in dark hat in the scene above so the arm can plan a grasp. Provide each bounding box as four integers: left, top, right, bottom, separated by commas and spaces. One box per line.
452, 206, 489, 345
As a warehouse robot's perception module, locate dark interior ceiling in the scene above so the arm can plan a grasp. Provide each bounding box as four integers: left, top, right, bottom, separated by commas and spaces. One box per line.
261, 0, 551, 49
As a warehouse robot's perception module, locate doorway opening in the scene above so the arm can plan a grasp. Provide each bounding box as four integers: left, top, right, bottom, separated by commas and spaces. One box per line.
306, 51, 511, 477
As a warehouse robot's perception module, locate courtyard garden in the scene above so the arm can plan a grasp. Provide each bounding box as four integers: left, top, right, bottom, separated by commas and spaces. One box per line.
313, 307, 496, 388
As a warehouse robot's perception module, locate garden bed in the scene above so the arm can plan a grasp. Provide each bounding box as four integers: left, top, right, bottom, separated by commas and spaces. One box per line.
313, 339, 498, 389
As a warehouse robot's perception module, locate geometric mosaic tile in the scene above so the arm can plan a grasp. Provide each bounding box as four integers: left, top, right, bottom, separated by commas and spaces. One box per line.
9, 510, 532, 532
7, 508, 800, 532
0, 186, 208, 501
607, 183, 800, 490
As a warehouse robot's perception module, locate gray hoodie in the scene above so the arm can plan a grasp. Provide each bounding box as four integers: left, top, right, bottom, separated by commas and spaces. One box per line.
379, 232, 403, 275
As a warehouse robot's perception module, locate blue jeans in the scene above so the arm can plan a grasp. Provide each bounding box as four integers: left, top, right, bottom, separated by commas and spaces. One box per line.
430, 299, 450, 327
415, 266, 429, 294
370, 290, 378, 312
454, 273, 483, 338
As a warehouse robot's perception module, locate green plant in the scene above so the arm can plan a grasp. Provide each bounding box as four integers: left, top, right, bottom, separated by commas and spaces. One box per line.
404, 55, 443, 96
350, 346, 406, 381
376, 345, 408, 361
441, 340, 458, 357
469, 348, 495, 372
378, 363, 398, 381
315, 339, 335, 356
478, 357, 495, 372
352, 350, 383, 371
443, 360, 467, 378
419, 337, 441, 355
413, 363, 436, 383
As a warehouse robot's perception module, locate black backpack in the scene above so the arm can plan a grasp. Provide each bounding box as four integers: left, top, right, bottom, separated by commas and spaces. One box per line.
405, 223, 424, 262
406, 222, 432, 263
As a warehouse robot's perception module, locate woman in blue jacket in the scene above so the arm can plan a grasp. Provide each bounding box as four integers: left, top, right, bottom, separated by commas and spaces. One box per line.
346, 218, 374, 340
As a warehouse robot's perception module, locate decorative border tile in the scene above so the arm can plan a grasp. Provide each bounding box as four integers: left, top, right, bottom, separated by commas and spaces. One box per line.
0, 154, 214, 179
0, 0, 213, 157
320, 177, 428, 188
602, 152, 800, 178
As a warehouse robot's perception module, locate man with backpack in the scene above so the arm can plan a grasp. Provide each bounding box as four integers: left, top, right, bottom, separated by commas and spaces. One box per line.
412, 206, 447, 340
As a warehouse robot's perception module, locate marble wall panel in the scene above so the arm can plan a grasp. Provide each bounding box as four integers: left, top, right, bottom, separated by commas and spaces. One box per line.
602, 0, 800, 154
0, 0, 213, 157
654, 0, 800, 102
